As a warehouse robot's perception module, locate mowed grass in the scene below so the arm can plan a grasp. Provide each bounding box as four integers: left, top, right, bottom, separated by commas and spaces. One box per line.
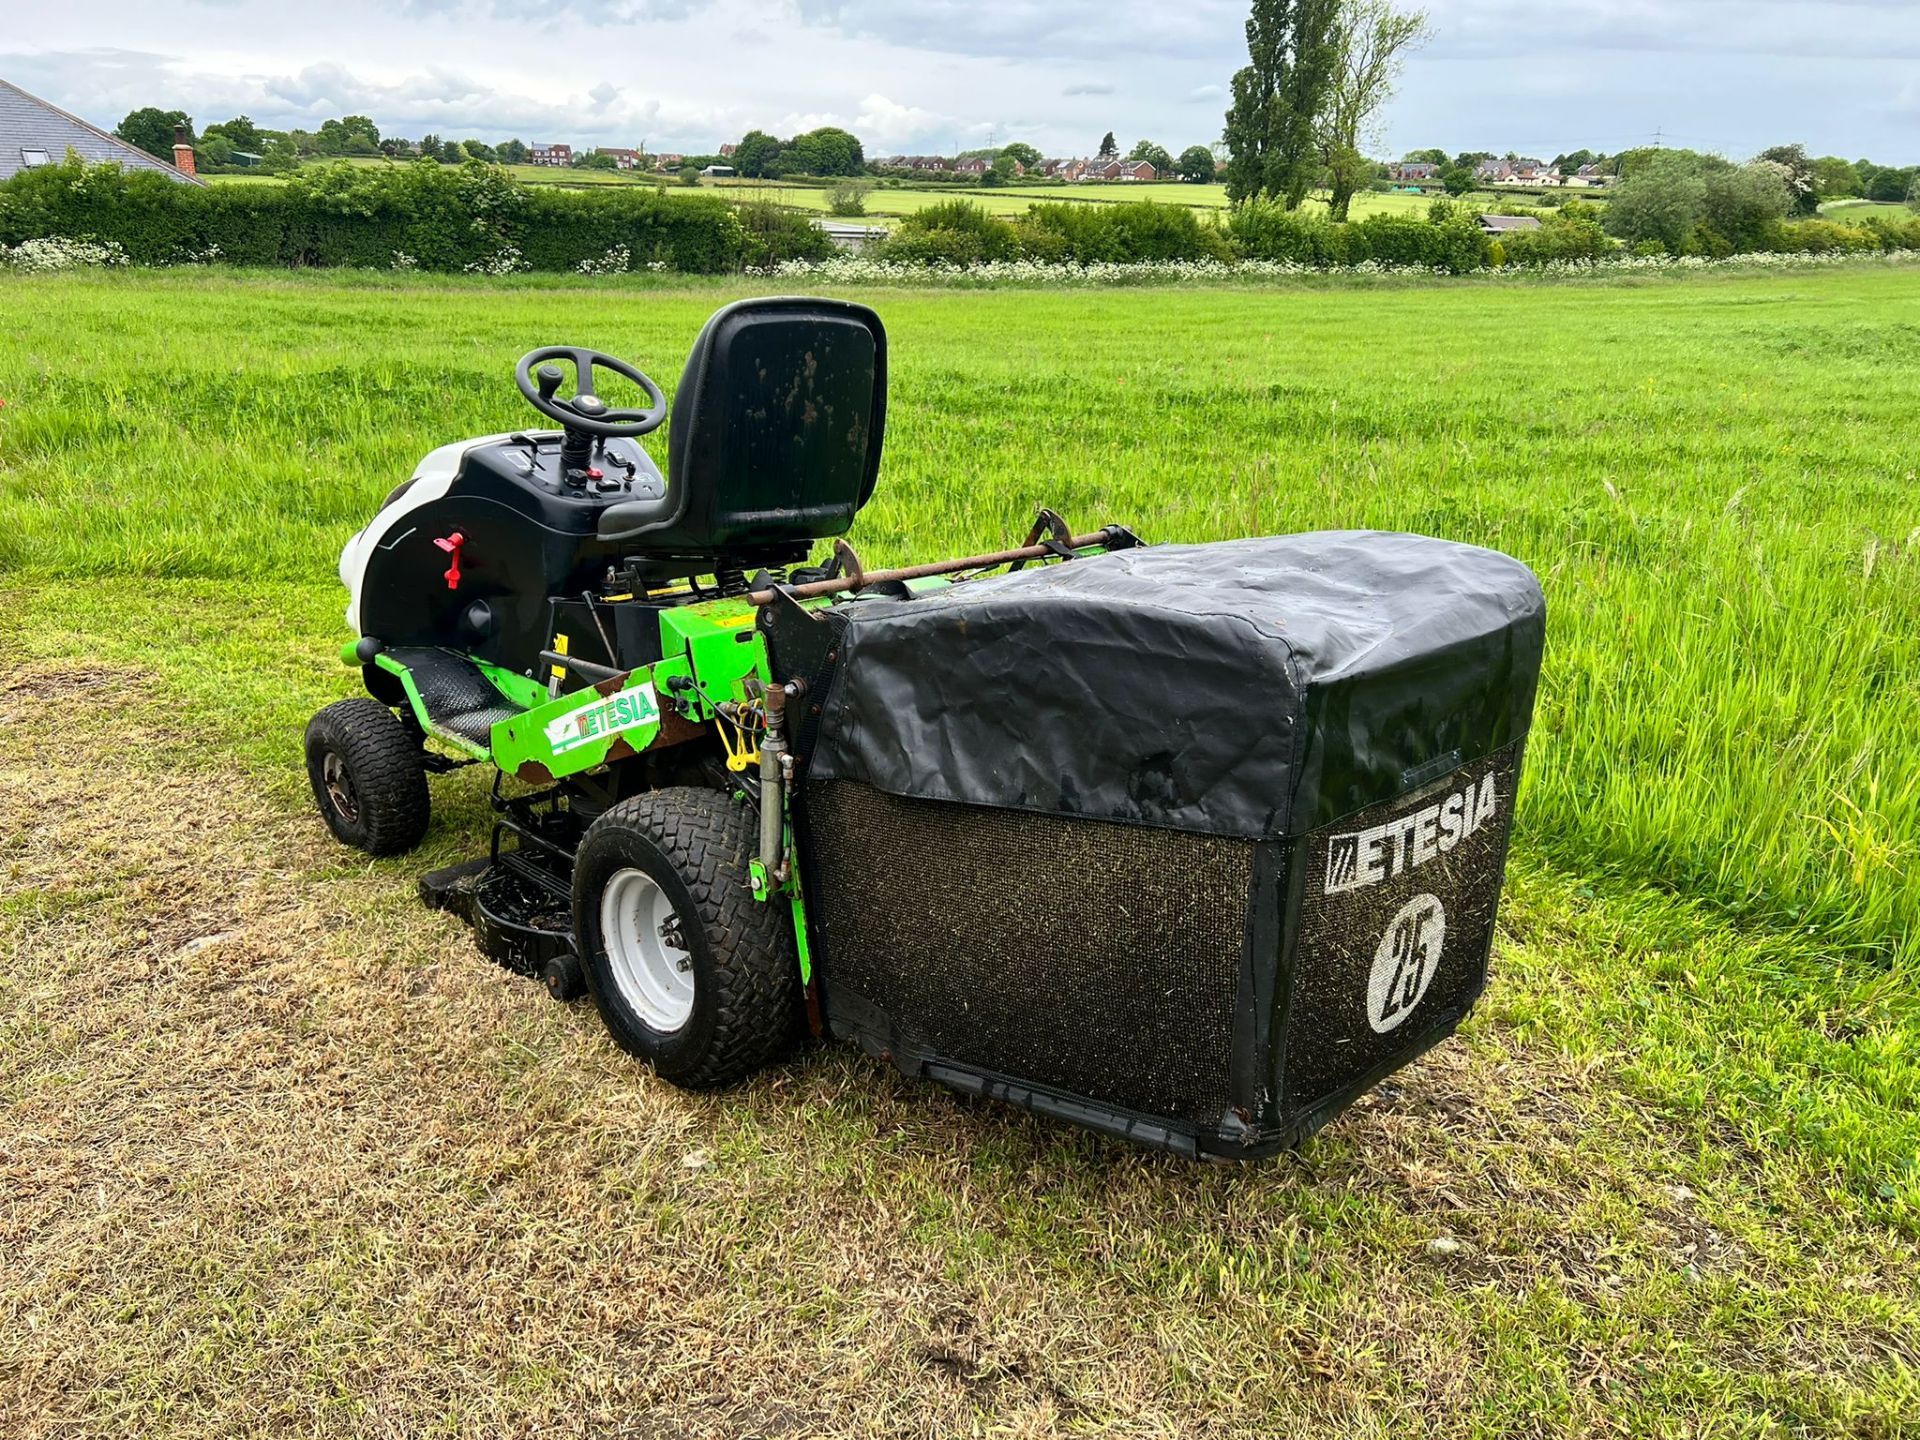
2, 265, 1918, 1435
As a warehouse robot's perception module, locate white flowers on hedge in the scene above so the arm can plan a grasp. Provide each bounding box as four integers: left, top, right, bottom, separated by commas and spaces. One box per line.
577, 244, 632, 276
0, 236, 130, 273
462, 245, 527, 276
747, 247, 1920, 289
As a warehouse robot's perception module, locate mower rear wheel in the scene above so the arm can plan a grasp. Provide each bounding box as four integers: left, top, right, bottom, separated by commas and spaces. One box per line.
573, 788, 799, 1089
304, 699, 431, 856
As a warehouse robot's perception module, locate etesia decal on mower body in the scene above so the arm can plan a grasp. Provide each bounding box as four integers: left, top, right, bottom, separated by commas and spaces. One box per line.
545, 684, 660, 755
1323, 771, 1500, 895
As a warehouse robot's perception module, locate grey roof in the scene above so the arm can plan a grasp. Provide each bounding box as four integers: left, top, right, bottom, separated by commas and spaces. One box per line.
0, 78, 203, 184
1478, 214, 1543, 233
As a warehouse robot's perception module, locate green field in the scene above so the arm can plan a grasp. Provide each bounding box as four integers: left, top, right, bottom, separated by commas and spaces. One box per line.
3, 264, 1917, 1436
1822, 199, 1917, 224
205, 161, 1543, 223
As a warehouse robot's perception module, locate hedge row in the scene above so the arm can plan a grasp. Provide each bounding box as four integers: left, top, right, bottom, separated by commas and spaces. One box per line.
0, 157, 832, 272
876, 198, 1920, 272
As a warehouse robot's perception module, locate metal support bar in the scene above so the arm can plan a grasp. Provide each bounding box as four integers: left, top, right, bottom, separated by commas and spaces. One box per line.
747, 527, 1132, 605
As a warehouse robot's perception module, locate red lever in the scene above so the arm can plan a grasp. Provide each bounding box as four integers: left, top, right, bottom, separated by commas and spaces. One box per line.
433, 532, 465, 590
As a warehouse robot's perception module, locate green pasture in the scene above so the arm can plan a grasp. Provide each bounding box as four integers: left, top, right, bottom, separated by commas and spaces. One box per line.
2, 263, 1916, 1435
1822, 199, 1917, 224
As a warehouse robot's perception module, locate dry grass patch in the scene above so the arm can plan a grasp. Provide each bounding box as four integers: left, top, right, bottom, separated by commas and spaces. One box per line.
2, 667, 1916, 1438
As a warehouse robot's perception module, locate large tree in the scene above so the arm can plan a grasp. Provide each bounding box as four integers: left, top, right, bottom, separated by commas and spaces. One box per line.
202, 114, 266, 152
733, 129, 785, 178
1097, 131, 1119, 159
1319, 0, 1431, 219
788, 126, 865, 175
1001, 141, 1041, 168
1222, 0, 1344, 207
115, 107, 193, 161
1176, 144, 1218, 182
1128, 139, 1175, 173
1755, 143, 1819, 216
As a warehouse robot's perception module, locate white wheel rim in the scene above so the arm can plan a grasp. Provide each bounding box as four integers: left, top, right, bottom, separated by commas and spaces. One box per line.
599, 867, 696, 1033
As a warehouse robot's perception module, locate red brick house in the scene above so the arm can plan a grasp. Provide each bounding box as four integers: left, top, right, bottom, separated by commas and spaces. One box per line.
529, 142, 572, 167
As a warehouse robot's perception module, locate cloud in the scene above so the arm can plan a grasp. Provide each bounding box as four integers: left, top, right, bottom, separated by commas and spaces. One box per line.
397, 0, 693, 21
777, 92, 958, 151
1420, 0, 1920, 63
1186, 83, 1224, 102
0, 47, 720, 145
1063, 81, 1115, 97
792, 0, 1244, 62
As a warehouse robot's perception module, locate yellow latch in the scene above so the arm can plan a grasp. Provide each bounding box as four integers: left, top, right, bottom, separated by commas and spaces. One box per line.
716, 716, 761, 773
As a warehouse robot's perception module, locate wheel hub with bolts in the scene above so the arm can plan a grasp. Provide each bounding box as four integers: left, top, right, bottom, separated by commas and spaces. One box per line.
321, 751, 359, 823
599, 867, 696, 1033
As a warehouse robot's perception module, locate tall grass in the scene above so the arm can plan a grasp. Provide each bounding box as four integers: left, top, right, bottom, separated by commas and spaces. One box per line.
0, 266, 1915, 965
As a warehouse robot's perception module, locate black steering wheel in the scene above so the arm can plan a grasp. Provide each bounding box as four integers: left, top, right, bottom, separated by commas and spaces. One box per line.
514, 346, 667, 438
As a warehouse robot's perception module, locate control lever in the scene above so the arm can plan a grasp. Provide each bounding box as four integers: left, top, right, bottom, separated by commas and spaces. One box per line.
536, 364, 564, 401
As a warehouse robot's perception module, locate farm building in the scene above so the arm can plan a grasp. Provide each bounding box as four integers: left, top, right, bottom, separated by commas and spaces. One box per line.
1477, 214, 1543, 235
700, 163, 736, 177
0, 77, 202, 184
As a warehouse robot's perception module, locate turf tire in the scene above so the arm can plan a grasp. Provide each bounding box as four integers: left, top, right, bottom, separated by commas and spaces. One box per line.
573, 787, 799, 1089
305, 699, 431, 856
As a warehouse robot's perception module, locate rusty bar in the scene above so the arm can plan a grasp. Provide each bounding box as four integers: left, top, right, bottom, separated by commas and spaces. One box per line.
748, 530, 1118, 605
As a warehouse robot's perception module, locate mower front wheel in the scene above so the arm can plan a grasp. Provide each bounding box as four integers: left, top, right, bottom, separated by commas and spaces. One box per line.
573, 788, 800, 1089
305, 699, 431, 856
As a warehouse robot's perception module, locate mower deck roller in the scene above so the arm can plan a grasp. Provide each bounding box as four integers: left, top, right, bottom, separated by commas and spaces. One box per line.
308, 294, 1545, 1158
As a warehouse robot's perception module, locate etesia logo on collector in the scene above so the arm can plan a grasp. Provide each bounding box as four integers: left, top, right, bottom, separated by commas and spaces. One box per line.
1323, 770, 1499, 896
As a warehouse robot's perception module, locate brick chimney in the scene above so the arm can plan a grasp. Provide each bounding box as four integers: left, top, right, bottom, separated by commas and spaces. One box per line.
172, 124, 196, 177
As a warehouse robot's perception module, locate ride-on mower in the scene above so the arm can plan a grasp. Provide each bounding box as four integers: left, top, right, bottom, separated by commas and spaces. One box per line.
308, 297, 1545, 1158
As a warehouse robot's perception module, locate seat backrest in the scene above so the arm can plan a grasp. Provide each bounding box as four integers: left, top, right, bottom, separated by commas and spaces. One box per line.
597, 297, 886, 557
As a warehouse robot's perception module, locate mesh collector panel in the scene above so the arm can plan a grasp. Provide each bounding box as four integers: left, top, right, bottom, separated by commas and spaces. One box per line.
1281, 742, 1522, 1115
804, 780, 1257, 1122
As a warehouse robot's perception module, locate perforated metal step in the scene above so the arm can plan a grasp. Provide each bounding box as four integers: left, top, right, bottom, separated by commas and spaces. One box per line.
387, 647, 523, 747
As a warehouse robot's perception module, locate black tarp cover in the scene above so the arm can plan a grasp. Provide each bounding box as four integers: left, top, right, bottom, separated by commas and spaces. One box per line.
808, 532, 1545, 838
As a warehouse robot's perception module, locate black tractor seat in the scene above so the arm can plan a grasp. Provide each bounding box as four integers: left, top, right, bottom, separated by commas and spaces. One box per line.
387, 647, 524, 747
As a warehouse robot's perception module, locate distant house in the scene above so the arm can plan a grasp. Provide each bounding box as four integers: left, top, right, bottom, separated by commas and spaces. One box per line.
596, 147, 645, 171
879, 155, 951, 173
954, 156, 989, 176
1475, 158, 1515, 183
1390, 162, 1439, 183
0, 77, 202, 185
653, 152, 683, 170
718, 143, 737, 158
529, 142, 572, 167
1477, 214, 1543, 235
1572, 163, 1612, 188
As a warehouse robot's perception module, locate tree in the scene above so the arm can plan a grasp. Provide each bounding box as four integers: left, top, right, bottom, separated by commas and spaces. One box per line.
990, 152, 1021, 183
419, 132, 443, 160
497, 139, 529, 165
828, 178, 874, 215
203, 115, 266, 153
461, 139, 497, 164
1403, 147, 1447, 166
733, 129, 784, 178
439, 140, 464, 165
1755, 143, 1818, 216
197, 132, 234, 169
1128, 140, 1175, 174
788, 126, 865, 175
115, 107, 193, 161
1440, 166, 1473, 196
1001, 141, 1041, 169
1098, 131, 1118, 160
573, 150, 619, 170
1176, 144, 1218, 182
1909, 173, 1920, 214
1319, 0, 1431, 220
1867, 165, 1917, 202
680, 164, 702, 187
1601, 150, 1787, 255
1811, 155, 1861, 198
1223, 0, 1346, 207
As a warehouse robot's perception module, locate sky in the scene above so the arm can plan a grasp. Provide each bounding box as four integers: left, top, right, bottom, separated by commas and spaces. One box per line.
3, 1, 1915, 163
